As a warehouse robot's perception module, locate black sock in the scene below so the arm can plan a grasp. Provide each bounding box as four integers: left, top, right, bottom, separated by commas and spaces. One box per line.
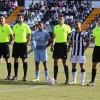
91, 69, 96, 82
54, 66, 58, 80
64, 66, 69, 82
81, 69, 85, 72
7, 63, 11, 76
72, 69, 77, 72
14, 62, 18, 77
23, 62, 28, 77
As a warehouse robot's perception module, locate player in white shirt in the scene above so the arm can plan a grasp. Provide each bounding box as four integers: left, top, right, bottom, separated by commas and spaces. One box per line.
68, 21, 89, 85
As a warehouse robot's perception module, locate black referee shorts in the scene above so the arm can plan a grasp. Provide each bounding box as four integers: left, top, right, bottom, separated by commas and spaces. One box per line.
92, 46, 100, 62
0, 42, 10, 58
12, 42, 27, 58
53, 42, 67, 59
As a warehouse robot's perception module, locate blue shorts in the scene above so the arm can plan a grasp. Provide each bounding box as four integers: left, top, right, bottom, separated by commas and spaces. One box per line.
30, 41, 36, 50
34, 49, 47, 62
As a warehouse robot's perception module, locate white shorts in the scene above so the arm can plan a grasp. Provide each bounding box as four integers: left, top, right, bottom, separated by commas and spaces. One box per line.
70, 55, 86, 63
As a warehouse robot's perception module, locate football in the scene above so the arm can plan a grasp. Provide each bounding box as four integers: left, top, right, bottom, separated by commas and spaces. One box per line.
47, 77, 55, 85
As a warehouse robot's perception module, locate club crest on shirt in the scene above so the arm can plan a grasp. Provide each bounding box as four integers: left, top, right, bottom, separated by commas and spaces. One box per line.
2, 30, 5, 33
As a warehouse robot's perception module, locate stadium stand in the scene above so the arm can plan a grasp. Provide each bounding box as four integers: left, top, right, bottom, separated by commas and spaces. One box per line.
0, 0, 18, 18
16, 0, 93, 33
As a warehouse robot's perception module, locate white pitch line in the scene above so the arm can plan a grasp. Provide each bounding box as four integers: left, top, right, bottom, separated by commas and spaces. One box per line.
0, 85, 47, 93
0, 78, 100, 93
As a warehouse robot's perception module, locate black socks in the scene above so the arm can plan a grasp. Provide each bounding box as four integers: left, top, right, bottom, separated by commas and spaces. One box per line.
64, 66, 69, 82
14, 62, 18, 77
54, 66, 58, 80
7, 63, 11, 76
23, 62, 28, 77
91, 69, 96, 82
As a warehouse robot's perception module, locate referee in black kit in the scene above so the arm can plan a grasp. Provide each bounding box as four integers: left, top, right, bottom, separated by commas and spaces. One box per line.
51, 14, 71, 84
0, 14, 13, 80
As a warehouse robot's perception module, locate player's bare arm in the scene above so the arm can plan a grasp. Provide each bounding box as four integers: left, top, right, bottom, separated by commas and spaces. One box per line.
92, 36, 95, 42
46, 38, 52, 48
84, 36, 89, 50
50, 34, 55, 52
67, 34, 72, 52
9, 34, 13, 44
26, 34, 31, 44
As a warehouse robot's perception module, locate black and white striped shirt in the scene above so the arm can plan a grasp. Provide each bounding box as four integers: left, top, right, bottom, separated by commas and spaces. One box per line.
71, 31, 88, 56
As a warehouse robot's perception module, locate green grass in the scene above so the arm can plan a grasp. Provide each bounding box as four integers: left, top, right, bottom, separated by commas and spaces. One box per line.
0, 45, 100, 100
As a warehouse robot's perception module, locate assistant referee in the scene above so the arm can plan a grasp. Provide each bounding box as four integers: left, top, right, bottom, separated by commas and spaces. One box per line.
87, 18, 100, 86
12, 14, 31, 81
51, 14, 71, 84
0, 14, 13, 80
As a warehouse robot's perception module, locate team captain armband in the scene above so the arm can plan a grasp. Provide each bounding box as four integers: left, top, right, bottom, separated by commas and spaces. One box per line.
82, 31, 89, 42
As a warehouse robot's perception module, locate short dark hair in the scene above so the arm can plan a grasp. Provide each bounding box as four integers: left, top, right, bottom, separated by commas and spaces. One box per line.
58, 14, 64, 18
33, 25, 36, 27
38, 21, 44, 24
17, 14, 24, 18
0, 14, 5, 18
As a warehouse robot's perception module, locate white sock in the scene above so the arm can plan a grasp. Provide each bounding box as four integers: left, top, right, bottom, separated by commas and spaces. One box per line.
72, 71, 77, 82
81, 72, 86, 83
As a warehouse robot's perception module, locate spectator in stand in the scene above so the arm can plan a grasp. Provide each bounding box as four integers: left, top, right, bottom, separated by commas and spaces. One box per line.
79, 4, 85, 13
54, 6, 58, 12
45, 7, 52, 19
30, 0, 34, 7
63, 0, 67, 7
7, 0, 12, 8
57, 0, 62, 7
69, 1, 74, 9
53, 11, 58, 18
0, 0, 4, 11
13, 0, 18, 8
34, 3, 40, 10
53, 1, 57, 7
79, 11, 85, 20
24, 9, 32, 21
49, 0, 54, 9
88, 22, 93, 30
52, 17, 58, 25
4, 1, 10, 11
43, 0, 47, 6
74, 0, 82, 4
10, 0, 14, 3
38, 0, 44, 8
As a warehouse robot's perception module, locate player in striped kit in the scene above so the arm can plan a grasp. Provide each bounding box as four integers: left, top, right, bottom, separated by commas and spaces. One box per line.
68, 21, 89, 85
27, 25, 36, 54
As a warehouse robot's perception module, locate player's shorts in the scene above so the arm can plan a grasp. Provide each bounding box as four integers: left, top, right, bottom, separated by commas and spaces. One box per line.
92, 46, 100, 62
34, 49, 47, 62
0, 42, 10, 58
70, 55, 86, 63
53, 42, 67, 59
30, 40, 36, 50
12, 42, 27, 58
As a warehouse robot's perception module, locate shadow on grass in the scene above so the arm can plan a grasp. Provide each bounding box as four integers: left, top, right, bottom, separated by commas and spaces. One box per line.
0, 79, 98, 87
0, 79, 48, 86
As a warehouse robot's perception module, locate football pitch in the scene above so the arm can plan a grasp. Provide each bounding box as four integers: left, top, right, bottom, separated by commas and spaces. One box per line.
0, 45, 100, 100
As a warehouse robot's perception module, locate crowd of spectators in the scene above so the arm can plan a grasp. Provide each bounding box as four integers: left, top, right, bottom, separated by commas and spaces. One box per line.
0, 0, 18, 17
11, 0, 93, 33
0, 0, 18, 11
87, 14, 100, 40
